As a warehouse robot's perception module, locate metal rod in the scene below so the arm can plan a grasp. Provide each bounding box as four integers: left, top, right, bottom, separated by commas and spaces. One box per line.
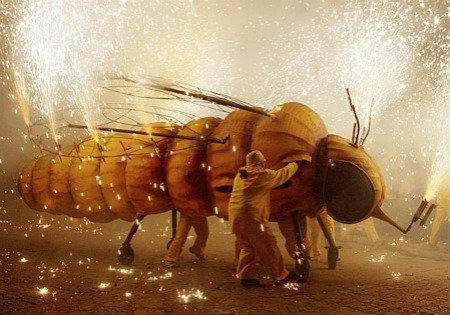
317, 215, 337, 248
68, 124, 228, 144
124, 214, 145, 245
69, 123, 147, 135
151, 132, 228, 144
406, 199, 429, 232
420, 204, 436, 226
171, 209, 178, 239
291, 210, 307, 258
372, 206, 408, 234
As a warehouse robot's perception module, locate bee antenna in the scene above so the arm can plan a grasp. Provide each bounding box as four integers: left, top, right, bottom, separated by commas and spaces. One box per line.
346, 88, 360, 146
360, 98, 374, 146
351, 123, 356, 143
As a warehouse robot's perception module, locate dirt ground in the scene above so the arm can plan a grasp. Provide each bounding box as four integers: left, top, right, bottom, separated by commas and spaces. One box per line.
0, 210, 448, 315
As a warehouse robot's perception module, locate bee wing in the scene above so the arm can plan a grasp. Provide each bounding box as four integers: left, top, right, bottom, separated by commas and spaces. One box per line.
104, 74, 269, 117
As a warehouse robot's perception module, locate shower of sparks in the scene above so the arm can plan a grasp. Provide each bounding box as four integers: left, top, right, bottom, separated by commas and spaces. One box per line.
368, 254, 386, 263
424, 102, 450, 201
330, 1, 412, 122
108, 266, 134, 275
177, 289, 207, 304
37, 286, 49, 296
283, 282, 301, 291
147, 272, 173, 281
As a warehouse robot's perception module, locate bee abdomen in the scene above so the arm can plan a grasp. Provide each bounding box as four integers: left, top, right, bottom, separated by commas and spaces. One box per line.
166, 117, 222, 218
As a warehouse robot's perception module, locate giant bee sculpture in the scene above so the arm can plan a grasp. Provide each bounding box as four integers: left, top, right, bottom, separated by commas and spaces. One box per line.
18, 76, 408, 280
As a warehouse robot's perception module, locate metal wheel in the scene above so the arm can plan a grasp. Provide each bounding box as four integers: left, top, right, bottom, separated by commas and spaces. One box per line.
295, 257, 310, 282
327, 246, 339, 270
117, 243, 135, 265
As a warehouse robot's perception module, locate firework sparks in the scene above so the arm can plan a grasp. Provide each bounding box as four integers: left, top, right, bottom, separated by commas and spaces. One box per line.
177, 289, 207, 304
108, 266, 133, 275
98, 282, 110, 289
391, 272, 401, 280
368, 255, 386, 263
0, 2, 448, 311
36, 286, 49, 296
425, 102, 450, 201
283, 282, 301, 291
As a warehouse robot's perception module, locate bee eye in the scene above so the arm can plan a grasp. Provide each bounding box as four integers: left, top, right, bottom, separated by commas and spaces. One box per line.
324, 161, 375, 223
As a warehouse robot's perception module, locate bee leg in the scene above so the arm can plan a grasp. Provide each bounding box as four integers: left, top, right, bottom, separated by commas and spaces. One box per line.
166, 209, 178, 249
117, 214, 145, 265
291, 210, 310, 282
317, 215, 340, 270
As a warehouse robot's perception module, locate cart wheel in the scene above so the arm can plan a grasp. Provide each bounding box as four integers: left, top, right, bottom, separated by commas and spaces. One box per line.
327, 247, 339, 270
166, 238, 174, 249
295, 257, 310, 282
117, 243, 135, 265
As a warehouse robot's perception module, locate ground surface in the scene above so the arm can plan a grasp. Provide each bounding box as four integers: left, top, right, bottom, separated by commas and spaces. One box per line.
0, 211, 448, 315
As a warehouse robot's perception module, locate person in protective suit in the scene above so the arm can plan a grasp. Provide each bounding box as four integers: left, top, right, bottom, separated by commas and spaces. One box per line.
306, 212, 335, 259
163, 215, 209, 267
429, 183, 450, 246
228, 150, 300, 287
360, 217, 380, 244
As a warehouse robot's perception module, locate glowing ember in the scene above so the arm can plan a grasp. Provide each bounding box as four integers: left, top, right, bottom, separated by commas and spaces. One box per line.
98, 282, 110, 289
108, 266, 133, 275
368, 255, 386, 263
37, 287, 49, 296
19, 257, 28, 263
177, 289, 207, 304
148, 272, 173, 281
283, 282, 301, 291
391, 272, 401, 280
125, 292, 132, 298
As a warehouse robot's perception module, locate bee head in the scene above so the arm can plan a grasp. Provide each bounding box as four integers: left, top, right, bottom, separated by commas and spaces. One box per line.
322, 135, 385, 224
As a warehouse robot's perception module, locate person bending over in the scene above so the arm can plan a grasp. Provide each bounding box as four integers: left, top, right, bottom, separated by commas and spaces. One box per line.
228, 150, 301, 287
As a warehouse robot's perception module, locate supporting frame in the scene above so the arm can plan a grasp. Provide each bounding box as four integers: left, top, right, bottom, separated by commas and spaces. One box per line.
291, 210, 310, 282
117, 214, 146, 265
317, 215, 340, 269
166, 209, 178, 249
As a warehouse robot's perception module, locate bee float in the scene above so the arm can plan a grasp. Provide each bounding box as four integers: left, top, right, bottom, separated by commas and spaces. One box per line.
18, 76, 410, 280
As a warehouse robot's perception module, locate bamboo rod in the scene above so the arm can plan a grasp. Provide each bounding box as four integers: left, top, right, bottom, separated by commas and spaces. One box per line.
68, 124, 228, 144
